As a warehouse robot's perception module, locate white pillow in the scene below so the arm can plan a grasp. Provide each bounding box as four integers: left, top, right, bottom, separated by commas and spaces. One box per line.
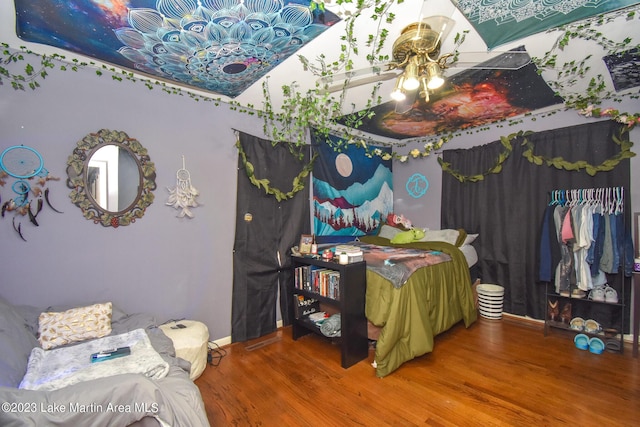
464, 233, 479, 245
378, 224, 403, 240
38, 302, 112, 350
418, 229, 460, 245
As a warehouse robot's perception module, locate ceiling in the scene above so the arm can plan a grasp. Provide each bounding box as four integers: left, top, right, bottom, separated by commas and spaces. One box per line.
2, 1, 639, 140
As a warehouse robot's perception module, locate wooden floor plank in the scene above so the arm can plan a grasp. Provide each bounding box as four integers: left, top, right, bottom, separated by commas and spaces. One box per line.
196, 316, 640, 426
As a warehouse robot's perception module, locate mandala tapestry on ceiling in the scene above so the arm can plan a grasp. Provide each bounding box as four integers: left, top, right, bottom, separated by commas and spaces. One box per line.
452, 0, 640, 49
14, 0, 340, 98
311, 131, 393, 237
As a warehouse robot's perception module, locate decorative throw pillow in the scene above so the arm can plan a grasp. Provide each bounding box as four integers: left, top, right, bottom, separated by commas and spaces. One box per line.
378, 224, 404, 240
418, 229, 460, 245
38, 302, 113, 350
390, 228, 425, 244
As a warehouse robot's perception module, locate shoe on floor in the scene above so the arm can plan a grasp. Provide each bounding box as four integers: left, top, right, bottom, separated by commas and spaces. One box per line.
605, 340, 621, 352
571, 288, 586, 298
570, 317, 585, 331
588, 337, 605, 354
589, 285, 605, 302
574, 333, 589, 350
604, 286, 618, 304
560, 303, 572, 324
584, 319, 602, 334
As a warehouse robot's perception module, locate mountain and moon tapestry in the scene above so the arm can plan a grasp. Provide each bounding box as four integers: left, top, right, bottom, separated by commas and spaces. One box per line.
312, 134, 393, 237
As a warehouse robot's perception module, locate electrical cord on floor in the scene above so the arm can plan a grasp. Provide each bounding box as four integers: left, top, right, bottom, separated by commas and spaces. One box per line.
207, 341, 227, 367
160, 318, 186, 325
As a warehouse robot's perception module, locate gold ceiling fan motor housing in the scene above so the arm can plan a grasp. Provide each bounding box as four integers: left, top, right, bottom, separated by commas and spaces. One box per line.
390, 16, 455, 101
392, 22, 442, 65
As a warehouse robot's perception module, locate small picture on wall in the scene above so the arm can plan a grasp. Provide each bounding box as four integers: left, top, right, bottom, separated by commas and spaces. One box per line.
299, 234, 313, 254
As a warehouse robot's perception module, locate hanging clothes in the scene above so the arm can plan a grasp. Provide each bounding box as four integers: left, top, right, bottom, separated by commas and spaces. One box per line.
554, 205, 576, 294
543, 187, 629, 295
572, 204, 593, 291
539, 204, 558, 282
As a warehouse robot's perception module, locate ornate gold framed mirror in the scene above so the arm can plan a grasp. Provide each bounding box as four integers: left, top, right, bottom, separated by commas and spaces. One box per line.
66, 129, 156, 227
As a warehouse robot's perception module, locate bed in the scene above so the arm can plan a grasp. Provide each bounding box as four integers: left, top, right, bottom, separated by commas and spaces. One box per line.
357, 228, 478, 377
0, 296, 210, 427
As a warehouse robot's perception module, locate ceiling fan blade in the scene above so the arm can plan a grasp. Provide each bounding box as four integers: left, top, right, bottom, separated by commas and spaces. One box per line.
317, 64, 400, 93
446, 51, 531, 71
395, 89, 418, 114
323, 72, 399, 93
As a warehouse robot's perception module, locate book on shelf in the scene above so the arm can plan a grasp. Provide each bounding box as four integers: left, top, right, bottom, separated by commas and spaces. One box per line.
293, 265, 341, 300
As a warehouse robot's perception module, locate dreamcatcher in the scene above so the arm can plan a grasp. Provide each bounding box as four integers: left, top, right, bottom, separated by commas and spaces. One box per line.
166, 156, 200, 218
0, 145, 62, 241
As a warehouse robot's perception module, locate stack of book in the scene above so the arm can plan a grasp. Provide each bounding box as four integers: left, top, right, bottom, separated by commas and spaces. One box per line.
334, 245, 364, 263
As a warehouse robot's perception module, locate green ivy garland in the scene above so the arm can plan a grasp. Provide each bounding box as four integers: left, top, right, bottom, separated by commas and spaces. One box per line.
521, 126, 635, 176
439, 119, 636, 182
437, 131, 531, 183
235, 137, 317, 202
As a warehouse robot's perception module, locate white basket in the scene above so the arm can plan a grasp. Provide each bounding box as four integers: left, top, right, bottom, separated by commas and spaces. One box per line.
479, 310, 503, 320
477, 284, 504, 320
477, 284, 505, 295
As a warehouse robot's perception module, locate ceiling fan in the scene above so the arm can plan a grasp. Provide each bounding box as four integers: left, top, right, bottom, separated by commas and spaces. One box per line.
317, 15, 532, 113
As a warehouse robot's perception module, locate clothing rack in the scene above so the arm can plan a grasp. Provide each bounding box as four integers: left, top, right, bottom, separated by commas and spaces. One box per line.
548, 186, 624, 215
543, 185, 629, 353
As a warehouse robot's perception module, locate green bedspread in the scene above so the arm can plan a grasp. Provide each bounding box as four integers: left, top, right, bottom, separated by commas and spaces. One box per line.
359, 236, 478, 377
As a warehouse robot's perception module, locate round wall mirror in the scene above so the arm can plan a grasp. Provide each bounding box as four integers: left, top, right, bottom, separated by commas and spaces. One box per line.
66, 129, 156, 227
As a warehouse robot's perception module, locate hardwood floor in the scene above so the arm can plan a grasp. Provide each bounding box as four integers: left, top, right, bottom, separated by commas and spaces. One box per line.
195, 316, 640, 426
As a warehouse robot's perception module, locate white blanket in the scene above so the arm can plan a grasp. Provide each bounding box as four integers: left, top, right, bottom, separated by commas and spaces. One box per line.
19, 328, 169, 391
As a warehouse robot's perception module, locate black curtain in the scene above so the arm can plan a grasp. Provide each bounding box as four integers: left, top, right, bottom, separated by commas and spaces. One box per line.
441, 121, 630, 320
232, 132, 311, 342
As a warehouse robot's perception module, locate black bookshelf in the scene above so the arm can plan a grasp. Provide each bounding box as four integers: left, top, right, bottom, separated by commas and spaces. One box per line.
291, 255, 368, 368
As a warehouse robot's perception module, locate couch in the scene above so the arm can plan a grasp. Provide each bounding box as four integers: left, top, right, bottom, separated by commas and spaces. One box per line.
0, 295, 209, 426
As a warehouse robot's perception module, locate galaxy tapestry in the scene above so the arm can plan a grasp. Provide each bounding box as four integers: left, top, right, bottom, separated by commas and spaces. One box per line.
452, 0, 640, 49
603, 48, 640, 91
312, 132, 393, 237
346, 48, 564, 140
14, 0, 340, 98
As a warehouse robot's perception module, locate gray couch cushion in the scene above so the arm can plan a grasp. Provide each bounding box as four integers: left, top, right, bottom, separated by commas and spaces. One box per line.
0, 295, 38, 387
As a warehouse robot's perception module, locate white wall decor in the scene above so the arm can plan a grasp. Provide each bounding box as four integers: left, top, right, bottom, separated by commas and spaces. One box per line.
166, 156, 200, 218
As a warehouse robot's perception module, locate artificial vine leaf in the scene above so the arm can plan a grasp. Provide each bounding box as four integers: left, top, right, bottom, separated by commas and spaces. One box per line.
441, 126, 635, 182
521, 125, 634, 174
235, 136, 316, 202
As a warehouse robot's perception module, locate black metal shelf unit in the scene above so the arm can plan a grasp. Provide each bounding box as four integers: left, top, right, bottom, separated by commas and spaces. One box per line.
291, 256, 368, 368
542, 186, 628, 354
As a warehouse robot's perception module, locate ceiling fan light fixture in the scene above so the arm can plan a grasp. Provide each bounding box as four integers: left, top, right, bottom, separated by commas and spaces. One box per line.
391, 75, 407, 101
426, 61, 444, 90
402, 76, 420, 91
419, 76, 430, 102
402, 57, 420, 90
